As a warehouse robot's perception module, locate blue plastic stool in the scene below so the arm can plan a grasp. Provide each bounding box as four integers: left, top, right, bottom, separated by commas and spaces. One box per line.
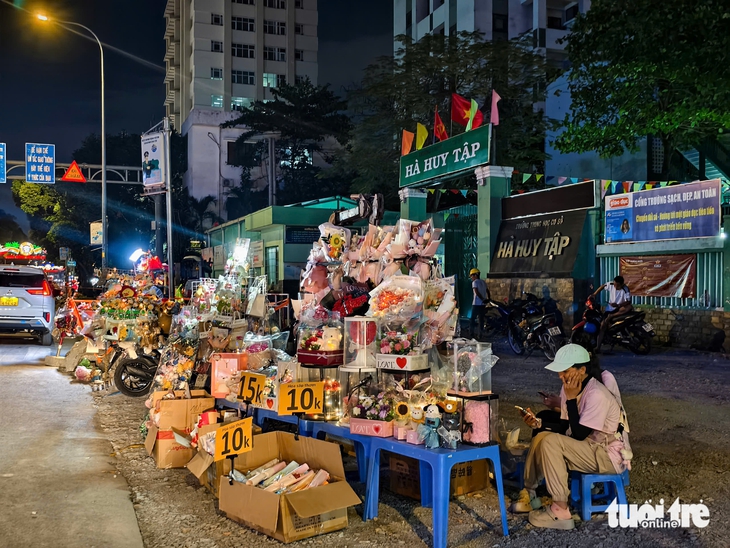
364, 438, 509, 547
569, 469, 630, 521
309, 422, 373, 484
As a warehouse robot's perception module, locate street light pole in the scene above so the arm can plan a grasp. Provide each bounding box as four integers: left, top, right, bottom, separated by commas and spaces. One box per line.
37, 15, 107, 271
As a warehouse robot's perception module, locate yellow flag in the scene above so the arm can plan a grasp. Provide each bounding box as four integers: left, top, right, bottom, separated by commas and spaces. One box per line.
416, 123, 428, 150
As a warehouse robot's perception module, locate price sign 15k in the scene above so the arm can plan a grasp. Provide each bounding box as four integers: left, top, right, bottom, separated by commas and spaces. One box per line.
214, 417, 253, 461
238, 371, 266, 404
278, 382, 324, 415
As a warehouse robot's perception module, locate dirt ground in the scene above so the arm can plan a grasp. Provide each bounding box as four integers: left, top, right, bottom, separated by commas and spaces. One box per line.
92, 341, 730, 548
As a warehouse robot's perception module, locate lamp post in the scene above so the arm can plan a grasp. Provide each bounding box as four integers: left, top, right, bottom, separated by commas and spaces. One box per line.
37, 14, 108, 272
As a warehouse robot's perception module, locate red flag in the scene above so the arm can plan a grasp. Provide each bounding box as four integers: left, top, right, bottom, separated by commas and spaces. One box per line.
490, 90, 501, 126
451, 93, 483, 129
434, 107, 448, 142
401, 130, 415, 156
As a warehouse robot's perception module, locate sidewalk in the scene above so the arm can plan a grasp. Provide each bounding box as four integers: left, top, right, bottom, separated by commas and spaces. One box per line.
0, 342, 144, 548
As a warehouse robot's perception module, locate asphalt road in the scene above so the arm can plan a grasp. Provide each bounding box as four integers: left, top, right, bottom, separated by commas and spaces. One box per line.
0, 337, 143, 548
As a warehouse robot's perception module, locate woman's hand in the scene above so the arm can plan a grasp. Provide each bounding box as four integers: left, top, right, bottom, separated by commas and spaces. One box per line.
563, 369, 582, 400
522, 407, 541, 428
541, 392, 561, 410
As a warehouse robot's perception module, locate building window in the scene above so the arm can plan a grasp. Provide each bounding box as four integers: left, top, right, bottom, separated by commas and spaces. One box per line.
232, 43, 255, 58
232, 16, 255, 31
263, 72, 286, 87
265, 0, 286, 7
210, 67, 223, 80
264, 20, 286, 35
232, 70, 255, 85
211, 13, 223, 25
264, 46, 286, 61
232, 0, 255, 4
231, 97, 252, 110
211, 95, 223, 108
295, 23, 303, 35
295, 0, 302, 7
265, 246, 278, 285
211, 40, 223, 52
295, 75, 305, 85
295, 49, 303, 61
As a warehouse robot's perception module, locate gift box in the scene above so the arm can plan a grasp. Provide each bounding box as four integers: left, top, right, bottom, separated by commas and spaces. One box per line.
210, 353, 247, 398
349, 418, 394, 437
376, 352, 429, 371
343, 317, 378, 368
298, 322, 344, 366
394, 425, 410, 440
450, 339, 497, 396
406, 429, 423, 445
297, 349, 344, 366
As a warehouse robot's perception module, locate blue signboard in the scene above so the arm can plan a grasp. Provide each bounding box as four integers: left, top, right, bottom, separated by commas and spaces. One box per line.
25, 143, 55, 184
605, 179, 721, 243
0, 143, 6, 183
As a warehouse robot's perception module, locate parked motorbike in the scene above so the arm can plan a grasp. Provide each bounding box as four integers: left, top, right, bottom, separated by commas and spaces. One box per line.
506, 292, 566, 360
570, 294, 654, 355
112, 342, 161, 397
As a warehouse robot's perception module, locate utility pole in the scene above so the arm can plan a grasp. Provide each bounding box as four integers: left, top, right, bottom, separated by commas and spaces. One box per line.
164, 118, 174, 299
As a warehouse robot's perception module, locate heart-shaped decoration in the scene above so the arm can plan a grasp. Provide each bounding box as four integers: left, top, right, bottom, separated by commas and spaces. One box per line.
266, 399, 274, 409
372, 424, 382, 434
396, 357, 408, 369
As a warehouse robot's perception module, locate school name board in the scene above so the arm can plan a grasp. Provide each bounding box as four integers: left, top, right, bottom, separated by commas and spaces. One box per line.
489, 210, 587, 278
605, 179, 721, 244
399, 124, 490, 188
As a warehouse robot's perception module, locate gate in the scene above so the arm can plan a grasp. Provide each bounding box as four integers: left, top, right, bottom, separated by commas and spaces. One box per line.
444, 204, 478, 317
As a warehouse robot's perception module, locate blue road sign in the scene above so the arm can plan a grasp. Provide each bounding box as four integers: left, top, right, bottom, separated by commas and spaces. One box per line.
67, 260, 77, 267
25, 143, 55, 184
0, 143, 6, 183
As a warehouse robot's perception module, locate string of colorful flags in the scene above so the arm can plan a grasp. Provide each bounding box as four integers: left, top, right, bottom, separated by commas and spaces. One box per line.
401, 90, 501, 156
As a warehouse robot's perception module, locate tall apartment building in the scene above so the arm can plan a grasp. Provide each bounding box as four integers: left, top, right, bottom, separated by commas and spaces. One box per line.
163, 0, 318, 217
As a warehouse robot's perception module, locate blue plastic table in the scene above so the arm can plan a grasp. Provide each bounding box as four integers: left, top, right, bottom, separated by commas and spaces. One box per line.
364, 437, 509, 547
308, 421, 376, 484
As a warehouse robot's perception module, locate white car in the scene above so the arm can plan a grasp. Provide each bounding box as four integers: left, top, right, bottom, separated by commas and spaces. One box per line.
0, 265, 56, 345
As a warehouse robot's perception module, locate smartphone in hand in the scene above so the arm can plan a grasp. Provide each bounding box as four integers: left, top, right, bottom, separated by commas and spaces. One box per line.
538, 391, 549, 399
515, 405, 534, 418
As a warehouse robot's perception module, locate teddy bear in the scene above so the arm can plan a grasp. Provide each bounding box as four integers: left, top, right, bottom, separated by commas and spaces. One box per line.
321, 326, 343, 351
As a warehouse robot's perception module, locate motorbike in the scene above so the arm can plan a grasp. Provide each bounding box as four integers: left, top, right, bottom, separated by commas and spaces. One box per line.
112, 342, 161, 397
506, 292, 566, 360
570, 294, 654, 355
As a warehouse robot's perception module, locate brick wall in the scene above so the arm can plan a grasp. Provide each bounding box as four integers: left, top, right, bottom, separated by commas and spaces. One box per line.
637, 307, 729, 348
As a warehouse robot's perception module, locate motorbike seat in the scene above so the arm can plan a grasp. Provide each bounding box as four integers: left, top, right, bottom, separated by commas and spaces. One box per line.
608, 310, 643, 326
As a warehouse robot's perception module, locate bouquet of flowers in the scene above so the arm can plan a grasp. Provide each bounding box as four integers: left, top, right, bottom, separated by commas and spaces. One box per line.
350, 391, 396, 422
379, 329, 418, 356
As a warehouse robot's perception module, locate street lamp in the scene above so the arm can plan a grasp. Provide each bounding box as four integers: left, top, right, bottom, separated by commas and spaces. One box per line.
36, 13, 108, 272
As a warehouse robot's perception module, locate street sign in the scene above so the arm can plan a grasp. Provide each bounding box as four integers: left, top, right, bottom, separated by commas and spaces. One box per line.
67, 260, 76, 267
61, 160, 86, 183
59, 247, 68, 261
25, 143, 55, 184
0, 143, 6, 184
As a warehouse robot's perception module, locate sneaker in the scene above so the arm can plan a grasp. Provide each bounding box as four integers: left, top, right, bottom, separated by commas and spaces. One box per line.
509, 489, 543, 513
528, 506, 575, 530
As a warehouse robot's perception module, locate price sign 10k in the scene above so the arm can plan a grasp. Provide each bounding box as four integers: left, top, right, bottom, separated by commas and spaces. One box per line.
214, 417, 253, 461
277, 382, 324, 415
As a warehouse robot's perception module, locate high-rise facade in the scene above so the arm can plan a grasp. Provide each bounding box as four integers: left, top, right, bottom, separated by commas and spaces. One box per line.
163, 0, 318, 216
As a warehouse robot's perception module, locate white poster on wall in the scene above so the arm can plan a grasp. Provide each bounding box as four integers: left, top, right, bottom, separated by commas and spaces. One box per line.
141, 133, 165, 186
90, 222, 103, 245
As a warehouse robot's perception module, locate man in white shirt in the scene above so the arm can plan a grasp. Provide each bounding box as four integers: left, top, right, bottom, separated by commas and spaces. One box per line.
593, 276, 632, 351
469, 268, 490, 339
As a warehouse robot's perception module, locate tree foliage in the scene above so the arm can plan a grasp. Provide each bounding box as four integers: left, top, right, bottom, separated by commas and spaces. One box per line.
224, 78, 353, 210
554, 0, 730, 178
331, 31, 555, 204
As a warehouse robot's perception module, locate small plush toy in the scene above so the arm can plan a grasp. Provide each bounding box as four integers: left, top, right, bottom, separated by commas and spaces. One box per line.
409, 404, 425, 430
462, 401, 491, 445
321, 326, 343, 351
417, 404, 442, 449
438, 401, 462, 450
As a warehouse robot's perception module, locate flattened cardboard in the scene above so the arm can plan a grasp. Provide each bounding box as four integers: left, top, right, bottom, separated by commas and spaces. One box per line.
144, 425, 158, 456
187, 451, 215, 479
218, 431, 360, 543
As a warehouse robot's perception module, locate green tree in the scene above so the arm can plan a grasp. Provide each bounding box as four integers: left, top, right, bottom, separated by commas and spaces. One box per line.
554, 0, 730, 179
223, 78, 353, 209
332, 31, 555, 204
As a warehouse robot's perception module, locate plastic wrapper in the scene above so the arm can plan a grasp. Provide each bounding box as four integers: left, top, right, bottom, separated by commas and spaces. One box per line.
297, 309, 344, 366
451, 339, 498, 395
148, 311, 200, 394
318, 222, 351, 262
367, 275, 423, 320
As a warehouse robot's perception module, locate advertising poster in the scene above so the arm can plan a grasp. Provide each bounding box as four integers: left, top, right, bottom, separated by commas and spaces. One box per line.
141, 133, 165, 186
619, 254, 697, 299
605, 179, 720, 243
90, 222, 103, 245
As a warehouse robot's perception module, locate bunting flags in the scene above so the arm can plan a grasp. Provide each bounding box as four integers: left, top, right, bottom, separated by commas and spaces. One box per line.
416, 123, 428, 150
558, 176, 567, 185
490, 90, 501, 126
401, 130, 414, 156
434, 107, 448, 142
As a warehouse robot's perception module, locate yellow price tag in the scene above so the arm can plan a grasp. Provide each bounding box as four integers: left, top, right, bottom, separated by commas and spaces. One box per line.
214, 417, 253, 461
277, 381, 325, 415
238, 371, 266, 404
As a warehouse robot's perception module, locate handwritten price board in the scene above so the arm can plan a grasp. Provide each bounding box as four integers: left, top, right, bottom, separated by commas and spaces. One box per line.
277, 382, 324, 415
214, 417, 253, 461
238, 371, 266, 404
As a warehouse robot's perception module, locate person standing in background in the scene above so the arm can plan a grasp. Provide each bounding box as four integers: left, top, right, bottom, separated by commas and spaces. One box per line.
470, 268, 489, 339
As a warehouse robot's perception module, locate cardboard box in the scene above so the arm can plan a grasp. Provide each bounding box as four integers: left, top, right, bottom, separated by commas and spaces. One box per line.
349, 418, 393, 437
219, 431, 362, 543
149, 390, 216, 431
187, 423, 263, 498
376, 353, 429, 371
388, 454, 489, 500
145, 390, 216, 469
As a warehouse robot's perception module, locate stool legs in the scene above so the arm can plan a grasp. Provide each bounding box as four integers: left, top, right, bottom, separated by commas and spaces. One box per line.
364, 447, 382, 521
431, 462, 452, 548
487, 455, 510, 537
420, 462, 433, 508
354, 442, 368, 484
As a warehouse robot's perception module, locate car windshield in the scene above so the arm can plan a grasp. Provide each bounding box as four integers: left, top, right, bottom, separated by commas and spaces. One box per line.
0, 272, 45, 288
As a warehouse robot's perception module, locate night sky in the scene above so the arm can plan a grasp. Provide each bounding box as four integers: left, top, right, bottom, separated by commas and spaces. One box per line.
0, 0, 392, 231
